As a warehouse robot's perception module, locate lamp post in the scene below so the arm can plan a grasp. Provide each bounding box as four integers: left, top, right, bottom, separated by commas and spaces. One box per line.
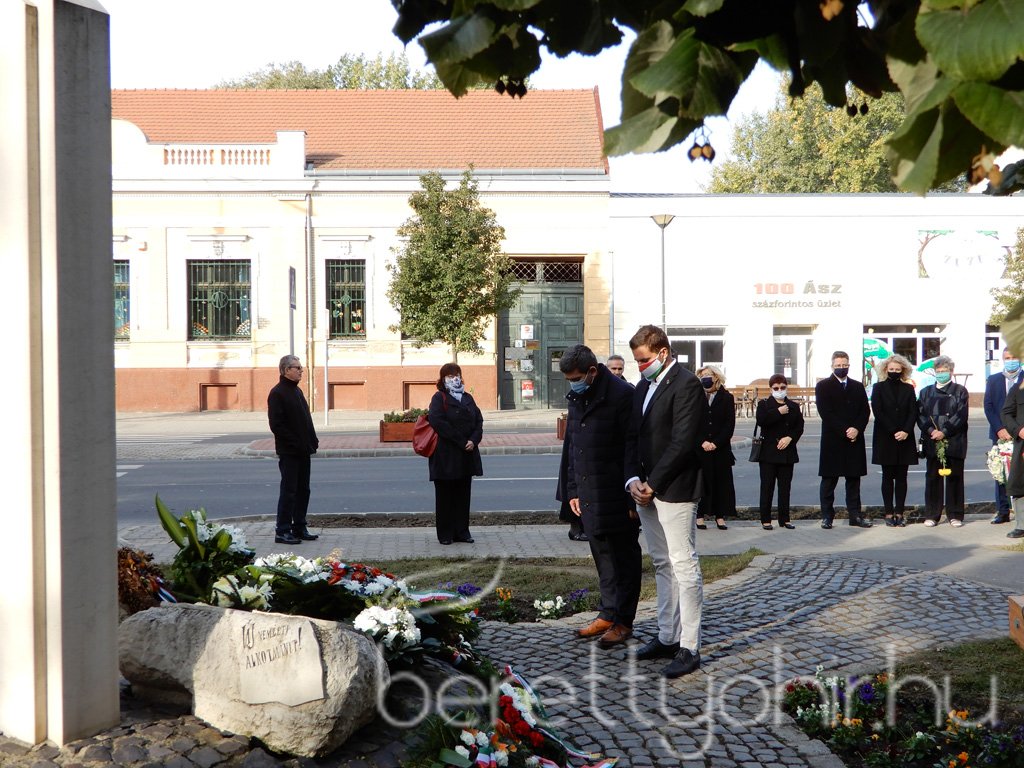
651, 214, 675, 329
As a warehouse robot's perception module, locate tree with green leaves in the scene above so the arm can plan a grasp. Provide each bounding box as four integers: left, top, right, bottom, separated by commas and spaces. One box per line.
386, 170, 520, 363
388, 0, 1024, 196
218, 52, 444, 90
991, 228, 1024, 326
712, 83, 936, 193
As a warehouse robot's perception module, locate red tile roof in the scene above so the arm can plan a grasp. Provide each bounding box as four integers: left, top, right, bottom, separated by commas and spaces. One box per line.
111, 89, 608, 172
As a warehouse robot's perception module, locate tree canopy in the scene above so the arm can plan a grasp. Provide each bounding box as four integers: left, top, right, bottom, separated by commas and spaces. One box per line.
386, 170, 520, 362
991, 228, 1024, 326
389, 0, 1024, 196
708, 81, 966, 193
217, 52, 443, 89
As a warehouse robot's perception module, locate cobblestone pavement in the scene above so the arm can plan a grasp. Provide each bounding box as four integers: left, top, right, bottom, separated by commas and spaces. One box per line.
0, 554, 1009, 768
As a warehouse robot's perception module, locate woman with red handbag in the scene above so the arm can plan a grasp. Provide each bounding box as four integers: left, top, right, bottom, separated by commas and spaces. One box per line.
427, 363, 483, 545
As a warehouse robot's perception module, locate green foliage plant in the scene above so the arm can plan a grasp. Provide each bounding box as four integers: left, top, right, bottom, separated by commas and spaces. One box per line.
991, 228, 1024, 326
386, 169, 519, 363
389, 0, 1024, 195
383, 407, 428, 423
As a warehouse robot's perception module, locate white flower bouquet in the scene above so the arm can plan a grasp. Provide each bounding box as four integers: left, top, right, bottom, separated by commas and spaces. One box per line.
987, 440, 1014, 484
353, 604, 421, 657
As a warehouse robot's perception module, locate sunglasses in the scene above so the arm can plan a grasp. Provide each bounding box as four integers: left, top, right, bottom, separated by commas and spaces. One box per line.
771, 386, 786, 391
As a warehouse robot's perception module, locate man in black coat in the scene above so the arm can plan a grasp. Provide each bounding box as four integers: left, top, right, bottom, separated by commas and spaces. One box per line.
815, 350, 871, 528
268, 355, 320, 545
984, 348, 1023, 523
557, 345, 640, 649
625, 325, 705, 679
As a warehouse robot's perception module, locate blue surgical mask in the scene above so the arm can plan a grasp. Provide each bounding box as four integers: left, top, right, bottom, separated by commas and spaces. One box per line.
935, 371, 952, 384
569, 379, 590, 394
772, 388, 787, 400
1005, 360, 1021, 374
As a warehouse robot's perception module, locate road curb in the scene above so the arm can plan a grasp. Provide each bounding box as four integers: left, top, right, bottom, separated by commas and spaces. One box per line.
239, 445, 564, 458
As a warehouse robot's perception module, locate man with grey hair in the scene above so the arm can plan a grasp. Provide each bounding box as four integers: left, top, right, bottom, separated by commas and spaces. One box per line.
268, 355, 320, 545
606, 354, 628, 382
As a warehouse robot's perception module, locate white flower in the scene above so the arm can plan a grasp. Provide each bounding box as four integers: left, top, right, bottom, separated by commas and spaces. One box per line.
454, 746, 470, 759
499, 683, 514, 696
475, 731, 488, 747
525, 757, 540, 767
494, 749, 508, 767
460, 731, 476, 747
362, 582, 386, 595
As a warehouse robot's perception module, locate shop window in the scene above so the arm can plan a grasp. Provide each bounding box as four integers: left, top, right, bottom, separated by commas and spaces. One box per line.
187, 259, 251, 340
114, 260, 129, 340
326, 259, 366, 338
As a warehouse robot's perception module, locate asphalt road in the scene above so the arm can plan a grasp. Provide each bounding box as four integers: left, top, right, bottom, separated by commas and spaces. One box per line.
117, 421, 1003, 523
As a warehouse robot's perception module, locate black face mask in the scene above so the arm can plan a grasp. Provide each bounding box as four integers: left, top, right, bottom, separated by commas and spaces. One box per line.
887, 371, 902, 382
700, 376, 714, 389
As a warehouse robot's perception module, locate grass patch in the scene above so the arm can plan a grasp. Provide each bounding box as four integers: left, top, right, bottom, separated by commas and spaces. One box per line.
1000, 542, 1024, 552
890, 637, 1024, 718
375, 548, 763, 622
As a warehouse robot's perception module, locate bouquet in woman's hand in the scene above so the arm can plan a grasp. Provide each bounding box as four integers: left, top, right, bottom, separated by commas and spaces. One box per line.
987, 440, 1014, 483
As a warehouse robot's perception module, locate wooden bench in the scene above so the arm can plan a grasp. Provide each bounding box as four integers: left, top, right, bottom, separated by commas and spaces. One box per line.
786, 386, 816, 416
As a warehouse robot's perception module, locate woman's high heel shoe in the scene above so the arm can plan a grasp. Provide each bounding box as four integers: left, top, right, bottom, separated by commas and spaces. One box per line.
716, 520, 728, 530
696, 520, 708, 530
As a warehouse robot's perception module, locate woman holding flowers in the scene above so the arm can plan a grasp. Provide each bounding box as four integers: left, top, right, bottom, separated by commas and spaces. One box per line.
1000, 378, 1024, 539
916, 356, 969, 527
869, 354, 918, 527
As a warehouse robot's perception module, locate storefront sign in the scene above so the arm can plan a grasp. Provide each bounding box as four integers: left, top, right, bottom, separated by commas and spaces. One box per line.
752, 281, 844, 309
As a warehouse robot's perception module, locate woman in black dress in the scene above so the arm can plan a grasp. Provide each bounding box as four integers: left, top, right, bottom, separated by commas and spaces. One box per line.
695, 365, 736, 530
427, 363, 483, 545
755, 374, 805, 530
869, 354, 918, 527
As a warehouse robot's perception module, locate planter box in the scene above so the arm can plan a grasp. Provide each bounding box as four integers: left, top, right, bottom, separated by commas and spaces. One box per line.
379, 421, 415, 442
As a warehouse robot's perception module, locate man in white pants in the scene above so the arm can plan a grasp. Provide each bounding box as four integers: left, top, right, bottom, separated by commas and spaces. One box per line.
625, 324, 705, 678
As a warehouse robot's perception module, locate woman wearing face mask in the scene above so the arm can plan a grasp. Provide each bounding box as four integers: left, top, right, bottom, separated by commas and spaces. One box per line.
427, 363, 484, 545
695, 365, 735, 530
869, 354, 918, 527
755, 374, 804, 530
916, 356, 970, 527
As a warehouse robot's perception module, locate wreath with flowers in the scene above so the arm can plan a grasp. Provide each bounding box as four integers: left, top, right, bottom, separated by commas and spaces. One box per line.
987, 440, 1014, 484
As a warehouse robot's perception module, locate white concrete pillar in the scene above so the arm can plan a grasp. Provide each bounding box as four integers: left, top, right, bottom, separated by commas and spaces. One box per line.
0, 0, 118, 745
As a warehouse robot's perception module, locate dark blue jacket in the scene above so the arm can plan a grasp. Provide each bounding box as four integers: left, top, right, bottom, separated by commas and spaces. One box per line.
558, 365, 637, 536
984, 370, 1024, 441
427, 390, 483, 481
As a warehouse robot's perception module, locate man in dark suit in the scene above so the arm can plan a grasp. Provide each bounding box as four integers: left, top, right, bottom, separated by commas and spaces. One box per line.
815, 350, 871, 528
557, 345, 641, 649
984, 347, 1023, 524
625, 325, 705, 678
268, 355, 320, 545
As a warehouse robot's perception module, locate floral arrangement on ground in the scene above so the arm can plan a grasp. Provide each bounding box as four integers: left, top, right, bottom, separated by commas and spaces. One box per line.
781, 666, 1024, 768
147, 496, 613, 768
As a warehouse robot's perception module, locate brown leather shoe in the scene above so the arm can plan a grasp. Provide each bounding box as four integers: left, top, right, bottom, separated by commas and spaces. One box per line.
576, 618, 614, 639
598, 623, 633, 649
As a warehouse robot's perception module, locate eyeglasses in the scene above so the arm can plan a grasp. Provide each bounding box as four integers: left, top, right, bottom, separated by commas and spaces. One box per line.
288, 365, 303, 371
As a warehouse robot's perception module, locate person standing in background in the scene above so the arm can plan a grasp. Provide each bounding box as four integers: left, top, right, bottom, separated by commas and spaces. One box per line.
869, 354, 918, 527
984, 347, 1023, 524
694, 365, 735, 531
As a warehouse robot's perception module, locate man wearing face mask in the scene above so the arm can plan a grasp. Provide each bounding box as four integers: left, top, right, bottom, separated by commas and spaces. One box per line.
556, 344, 641, 648
815, 351, 872, 529
625, 325, 705, 678
984, 348, 1023, 524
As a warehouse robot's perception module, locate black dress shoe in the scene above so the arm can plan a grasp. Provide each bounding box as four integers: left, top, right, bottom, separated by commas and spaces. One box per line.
849, 519, 873, 528
884, 516, 897, 527
295, 529, 319, 541
568, 531, 589, 541
274, 533, 301, 545
781, 522, 796, 529
821, 521, 833, 529
662, 648, 701, 678
439, 539, 453, 545
635, 638, 680, 661
991, 515, 1011, 525
454, 536, 475, 544
1007, 529, 1024, 538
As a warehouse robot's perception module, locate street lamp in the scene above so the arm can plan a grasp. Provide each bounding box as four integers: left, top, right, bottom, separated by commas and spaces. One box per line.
651, 214, 675, 329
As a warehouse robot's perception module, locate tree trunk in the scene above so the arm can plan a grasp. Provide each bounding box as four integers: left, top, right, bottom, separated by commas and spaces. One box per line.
451, 343, 459, 364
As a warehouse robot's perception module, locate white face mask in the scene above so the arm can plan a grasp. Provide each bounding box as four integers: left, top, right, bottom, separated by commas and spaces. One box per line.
445, 376, 463, 390
772, 388, 787, 400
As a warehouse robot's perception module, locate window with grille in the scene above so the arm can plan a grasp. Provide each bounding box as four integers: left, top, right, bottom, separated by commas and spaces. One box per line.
326, 259, 366, 338
509, 259, 582, 283
187, 260, 251, 340
114, 260, 130, 340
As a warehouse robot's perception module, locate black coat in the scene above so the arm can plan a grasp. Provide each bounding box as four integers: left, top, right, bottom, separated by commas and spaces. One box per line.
557, 365, 638, 536
268, 376, 319, 456
625, 362, 704, 503
916, 382, 969, 460
754, 397, 804, 464
870, 378, 919, 466
427, 390, 483, 481
815, 375, 869, 477
699, 388, 736, 469
1001, 385, 1024, 496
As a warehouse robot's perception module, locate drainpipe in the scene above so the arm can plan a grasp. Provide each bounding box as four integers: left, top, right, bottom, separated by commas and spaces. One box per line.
305, 191, 315, 410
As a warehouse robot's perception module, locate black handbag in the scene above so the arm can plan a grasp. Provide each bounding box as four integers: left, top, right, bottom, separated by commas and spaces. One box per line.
749, 424, 763, 462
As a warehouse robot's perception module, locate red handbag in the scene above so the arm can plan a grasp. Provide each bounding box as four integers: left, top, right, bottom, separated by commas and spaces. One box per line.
412, 415, 438, 457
